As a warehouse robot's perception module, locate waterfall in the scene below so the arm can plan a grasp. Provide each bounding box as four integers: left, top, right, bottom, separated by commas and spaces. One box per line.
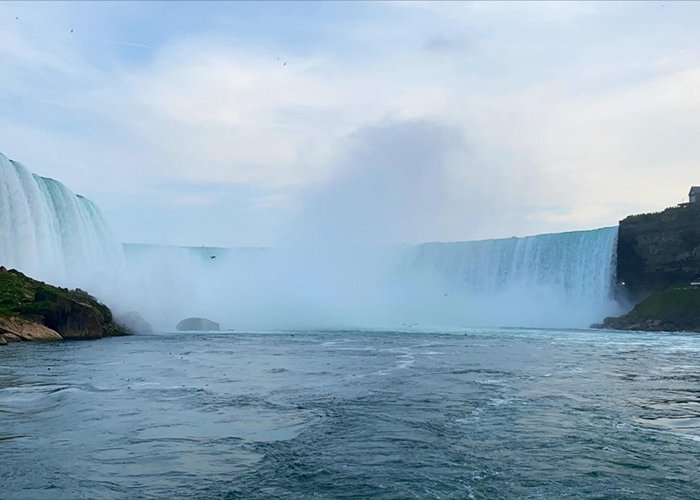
0, 153, 124, 289
116, 230, 620, 330
0, 150, 621, 329
406, 227, 620, 327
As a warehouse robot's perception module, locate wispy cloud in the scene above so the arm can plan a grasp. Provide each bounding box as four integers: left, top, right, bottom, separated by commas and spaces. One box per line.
1, 2, 700, 246
96, 39, 154, 50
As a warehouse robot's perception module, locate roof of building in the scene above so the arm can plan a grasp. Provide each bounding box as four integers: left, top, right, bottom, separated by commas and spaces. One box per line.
690, 186, 700, 195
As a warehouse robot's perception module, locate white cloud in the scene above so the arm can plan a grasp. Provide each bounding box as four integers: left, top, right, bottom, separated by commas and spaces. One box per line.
2, 2, 700, 245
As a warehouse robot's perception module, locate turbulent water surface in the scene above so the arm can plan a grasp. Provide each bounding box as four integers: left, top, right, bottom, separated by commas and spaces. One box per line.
2, 328, 700, 499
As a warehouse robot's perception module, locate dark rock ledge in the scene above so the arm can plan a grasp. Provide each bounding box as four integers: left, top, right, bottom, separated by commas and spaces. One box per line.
0, 267, 131, 344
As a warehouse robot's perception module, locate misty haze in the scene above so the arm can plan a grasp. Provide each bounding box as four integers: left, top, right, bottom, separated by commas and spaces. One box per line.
2, 2, 700, 499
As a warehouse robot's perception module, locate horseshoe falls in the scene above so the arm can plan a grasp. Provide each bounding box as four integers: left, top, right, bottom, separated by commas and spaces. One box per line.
403, 228, 621, 328
0, 153, 124, 292
119, 230, 620, 330
0, 152, 620, 329
4, 155, 696, 500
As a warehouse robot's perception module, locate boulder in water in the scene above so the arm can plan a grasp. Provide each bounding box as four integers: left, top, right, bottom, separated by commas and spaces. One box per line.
176, 317, 220, 331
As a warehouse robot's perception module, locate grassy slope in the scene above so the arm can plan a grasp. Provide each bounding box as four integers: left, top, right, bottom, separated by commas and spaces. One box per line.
0, 268, 76, 320
0, 268, 128, 337
604, 286, 700, 332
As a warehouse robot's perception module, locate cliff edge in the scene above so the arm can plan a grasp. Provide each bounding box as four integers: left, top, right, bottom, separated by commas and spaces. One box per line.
596, 203, 700, 333
0, 267, 131, 344
617, 204, 700, 301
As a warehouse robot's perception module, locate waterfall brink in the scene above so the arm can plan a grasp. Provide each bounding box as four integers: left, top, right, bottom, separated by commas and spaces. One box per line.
407, 227, 620, 328
0, 153, 123, 290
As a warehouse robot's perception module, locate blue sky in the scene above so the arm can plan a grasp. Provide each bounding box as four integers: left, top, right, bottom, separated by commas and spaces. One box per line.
2, 1, 700, 246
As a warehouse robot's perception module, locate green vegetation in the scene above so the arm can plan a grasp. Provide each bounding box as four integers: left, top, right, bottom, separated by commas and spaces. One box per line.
0, 267, 129, 340
620, 210, 663, 224
622, 204, 700, 225
632, 287, 700, 319
1, 268, 86, 318
602, 285, 700, 332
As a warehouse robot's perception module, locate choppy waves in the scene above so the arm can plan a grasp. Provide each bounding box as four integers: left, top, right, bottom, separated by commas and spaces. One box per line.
1, 329, 700, 499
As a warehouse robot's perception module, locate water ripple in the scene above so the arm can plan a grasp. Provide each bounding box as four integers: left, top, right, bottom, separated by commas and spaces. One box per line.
1, 329, 699, 499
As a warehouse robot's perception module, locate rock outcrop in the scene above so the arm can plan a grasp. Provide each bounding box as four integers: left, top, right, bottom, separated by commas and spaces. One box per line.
0, 317, 63, 342
617, 204, 700, 301
0, 267, 131, 344
176, 317, 220, 331
599, 286, 700, 333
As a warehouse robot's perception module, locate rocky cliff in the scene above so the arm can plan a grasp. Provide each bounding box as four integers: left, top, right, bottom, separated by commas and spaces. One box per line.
0, 267, 131, 344
617, 204, 700, 301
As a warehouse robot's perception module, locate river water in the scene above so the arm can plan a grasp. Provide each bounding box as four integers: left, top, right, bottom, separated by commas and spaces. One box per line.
1, 328, 699, 499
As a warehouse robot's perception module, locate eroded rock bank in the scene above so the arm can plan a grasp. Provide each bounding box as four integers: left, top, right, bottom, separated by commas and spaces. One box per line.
0, 267, 131, 344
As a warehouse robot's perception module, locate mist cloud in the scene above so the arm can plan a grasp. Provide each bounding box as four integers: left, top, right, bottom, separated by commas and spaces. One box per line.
289, 120, 464, 246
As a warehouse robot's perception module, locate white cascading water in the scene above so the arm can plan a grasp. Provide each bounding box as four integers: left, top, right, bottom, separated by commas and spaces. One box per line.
121, 230, 620, 330
0, 151, 621, 330
406, 228, 621, 328
0, 153, 124, 291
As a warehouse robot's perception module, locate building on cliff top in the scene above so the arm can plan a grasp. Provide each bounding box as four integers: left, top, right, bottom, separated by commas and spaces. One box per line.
690, 186, 700, 204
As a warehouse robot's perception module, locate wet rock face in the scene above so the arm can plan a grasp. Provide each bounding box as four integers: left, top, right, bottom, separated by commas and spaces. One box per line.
36, 289, 111, 339
0, 267, 131, 344
617, 204, 700, 300
176, 317, 220, 331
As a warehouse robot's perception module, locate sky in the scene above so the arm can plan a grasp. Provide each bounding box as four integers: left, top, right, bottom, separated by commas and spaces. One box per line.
2, 1, 700, 247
